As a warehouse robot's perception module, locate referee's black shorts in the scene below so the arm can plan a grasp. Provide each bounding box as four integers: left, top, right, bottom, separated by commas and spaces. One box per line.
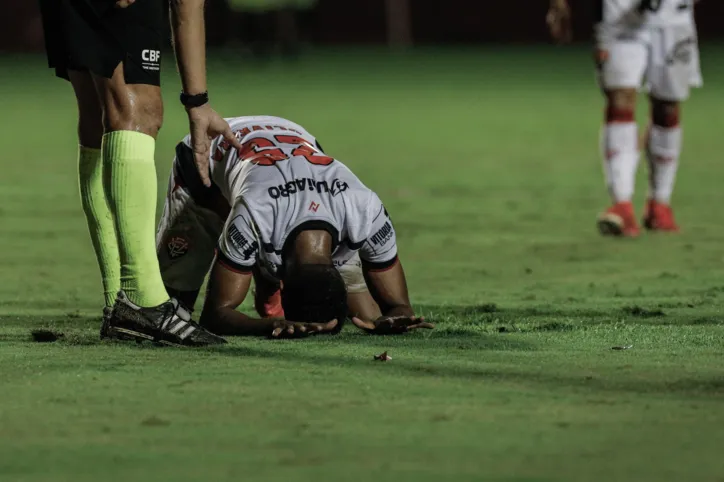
38, 0, 163, 86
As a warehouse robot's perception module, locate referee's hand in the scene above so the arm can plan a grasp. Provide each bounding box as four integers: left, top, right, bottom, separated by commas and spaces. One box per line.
187, 104, 244, 188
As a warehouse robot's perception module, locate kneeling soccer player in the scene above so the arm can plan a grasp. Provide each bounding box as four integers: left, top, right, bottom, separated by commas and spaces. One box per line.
156, 116, 433, 337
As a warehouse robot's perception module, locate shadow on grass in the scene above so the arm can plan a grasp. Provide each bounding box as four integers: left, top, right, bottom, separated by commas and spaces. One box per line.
2, 315, 724, 398
416, 303, 724, 328
212, 343, 724, 398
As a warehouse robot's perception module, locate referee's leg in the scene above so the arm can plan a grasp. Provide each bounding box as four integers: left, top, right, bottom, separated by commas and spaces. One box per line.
92, 64, 169, 308
69, 70, 121, 308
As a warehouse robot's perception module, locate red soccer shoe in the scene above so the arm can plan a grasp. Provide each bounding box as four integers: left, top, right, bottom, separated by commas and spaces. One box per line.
597, 201, 641, 238
643, 199, 680, 233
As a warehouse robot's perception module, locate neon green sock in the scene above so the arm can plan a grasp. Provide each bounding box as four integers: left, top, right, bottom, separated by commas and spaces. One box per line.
78, 146, 121, 307
102, 131, 168, 307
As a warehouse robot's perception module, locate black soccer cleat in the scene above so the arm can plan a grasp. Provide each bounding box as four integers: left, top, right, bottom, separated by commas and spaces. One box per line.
100, 306, 113, 340
105, 291, 227, 347
101, 306, 136, 342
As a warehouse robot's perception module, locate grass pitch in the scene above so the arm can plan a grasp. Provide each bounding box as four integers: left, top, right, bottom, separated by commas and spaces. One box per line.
1, 46, 724, 482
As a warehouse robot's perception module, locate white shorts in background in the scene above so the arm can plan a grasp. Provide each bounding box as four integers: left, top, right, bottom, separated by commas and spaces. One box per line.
595, 22, 702, 101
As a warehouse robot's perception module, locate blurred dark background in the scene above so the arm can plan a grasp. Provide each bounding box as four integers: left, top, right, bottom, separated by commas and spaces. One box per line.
2, 0, 723, 53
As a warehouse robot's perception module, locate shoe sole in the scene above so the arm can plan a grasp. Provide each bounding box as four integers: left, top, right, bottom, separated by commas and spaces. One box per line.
598, 213, 639, 238
597, 212, 625, 237
113, 326, 183, 347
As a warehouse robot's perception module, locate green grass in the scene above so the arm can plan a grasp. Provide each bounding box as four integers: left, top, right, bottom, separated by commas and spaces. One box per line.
2, 45, 724, 482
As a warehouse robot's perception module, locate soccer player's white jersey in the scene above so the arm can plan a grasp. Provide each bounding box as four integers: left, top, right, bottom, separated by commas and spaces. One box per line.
178, 116, 318, 203
210, 122, 398, 281
598, 0, 695, 28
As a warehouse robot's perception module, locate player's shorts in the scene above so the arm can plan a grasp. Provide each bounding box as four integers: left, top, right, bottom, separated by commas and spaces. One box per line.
157, 150, 369, 294
156, 170, 226, 293
595, 22, 702, 101
38, 0, 163, 85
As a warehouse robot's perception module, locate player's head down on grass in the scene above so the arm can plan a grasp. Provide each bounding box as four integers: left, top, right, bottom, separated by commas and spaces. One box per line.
281, 231, 348, 333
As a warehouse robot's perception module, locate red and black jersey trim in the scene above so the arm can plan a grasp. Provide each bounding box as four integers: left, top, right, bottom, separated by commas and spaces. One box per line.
362, 255, 399, 273
216, 248, 253, 274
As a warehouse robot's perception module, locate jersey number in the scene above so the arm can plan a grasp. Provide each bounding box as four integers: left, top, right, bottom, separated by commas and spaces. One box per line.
240, 135, 333, 166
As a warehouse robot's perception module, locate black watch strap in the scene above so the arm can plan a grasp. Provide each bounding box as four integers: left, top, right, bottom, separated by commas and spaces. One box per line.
180, 91, 209, 108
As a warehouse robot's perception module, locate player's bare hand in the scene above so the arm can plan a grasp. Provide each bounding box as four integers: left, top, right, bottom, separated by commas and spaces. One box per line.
351, 316, 434, 335
186, 104, 243, 187
547, 0, 572, 44
270, 319, 339, 339
115, 0, 136, 8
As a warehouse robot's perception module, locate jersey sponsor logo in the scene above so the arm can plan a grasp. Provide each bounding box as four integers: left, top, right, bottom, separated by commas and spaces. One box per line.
370, 222, 393, 247
228, 224, 259, 260
166, 236, 189, 259
267, 178, 349, 199
666, 37, 694, 65
309, 201, 320, 212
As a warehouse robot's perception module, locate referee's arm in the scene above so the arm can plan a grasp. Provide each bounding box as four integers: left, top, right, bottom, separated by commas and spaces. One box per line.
169, 0, 243, 187
169, 0, 207, 96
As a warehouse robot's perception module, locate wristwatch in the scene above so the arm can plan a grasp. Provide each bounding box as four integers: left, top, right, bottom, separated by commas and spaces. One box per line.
180, 91, 209, 108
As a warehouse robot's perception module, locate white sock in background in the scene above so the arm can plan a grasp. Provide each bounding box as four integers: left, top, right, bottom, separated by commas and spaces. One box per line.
646, 125, 682, 205
602, 121, 639, 203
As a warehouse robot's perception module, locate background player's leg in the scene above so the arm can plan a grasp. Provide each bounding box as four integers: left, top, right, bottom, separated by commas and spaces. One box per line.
92, 63, 168, 308
69, 70, 121, 307
594, 38, 647, 237
597, 88, 640, 236
602, 88, 639, 206
644, 98, 682, 231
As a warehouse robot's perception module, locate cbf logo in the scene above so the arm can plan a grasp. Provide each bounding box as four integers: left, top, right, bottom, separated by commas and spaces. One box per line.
142, 50, 161, 62
141, 50, 161, 71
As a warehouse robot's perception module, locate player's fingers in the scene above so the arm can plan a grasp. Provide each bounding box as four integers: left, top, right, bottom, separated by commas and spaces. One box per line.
222, 126, 244, 151
351, 317, 374, 331
194, 152, 212, 187
305, 323, 323, 334
271, 327, 283, 338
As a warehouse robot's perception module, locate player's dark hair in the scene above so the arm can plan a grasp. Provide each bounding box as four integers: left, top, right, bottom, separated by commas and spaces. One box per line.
281, 264, 347, 334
